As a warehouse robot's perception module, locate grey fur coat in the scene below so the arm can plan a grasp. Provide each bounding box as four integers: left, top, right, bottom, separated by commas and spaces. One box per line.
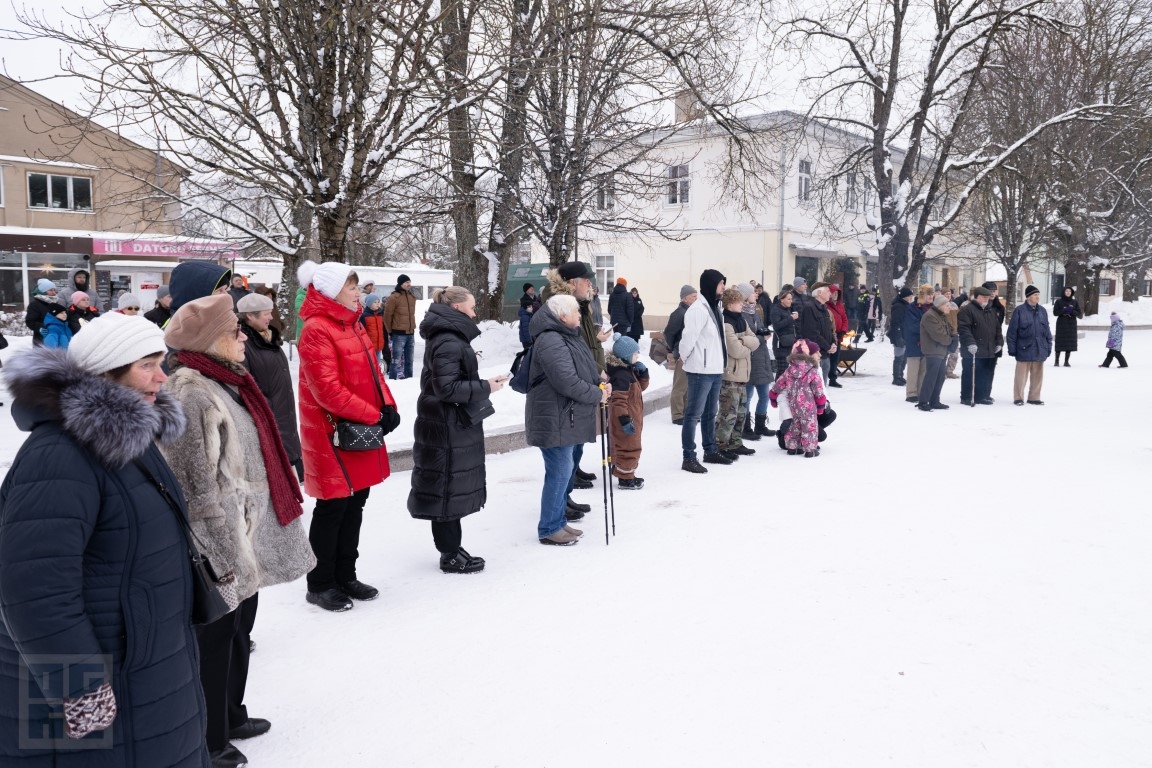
161, 362, 315, 603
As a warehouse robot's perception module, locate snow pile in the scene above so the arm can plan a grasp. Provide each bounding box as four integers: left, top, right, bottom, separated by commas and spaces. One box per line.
1082, 296, 1152, 327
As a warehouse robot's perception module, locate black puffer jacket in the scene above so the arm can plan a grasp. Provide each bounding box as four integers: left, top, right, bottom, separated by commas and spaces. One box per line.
799, 299, 835, 353
407, 303, 491, 521
525, 303, 603, 449
0, 349, 208, 767
1053, 293, 1082, 352
607, 283, 635, 334
957, 300, 1004, 358
241, 323, 302, 465
663, 301, 690, 357
888, 298, 908, 345
25, 295, 61, 347
769, 298, 798, 357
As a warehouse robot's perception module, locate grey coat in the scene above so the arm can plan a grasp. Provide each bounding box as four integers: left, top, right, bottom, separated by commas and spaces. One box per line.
743, 307, 774, 385
525, 304, 603, 449
162, 362, 315, 604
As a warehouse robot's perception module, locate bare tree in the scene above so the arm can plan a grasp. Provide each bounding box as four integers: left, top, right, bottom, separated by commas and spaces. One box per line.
10, 0, 489, 326
770, 0, 1114, 309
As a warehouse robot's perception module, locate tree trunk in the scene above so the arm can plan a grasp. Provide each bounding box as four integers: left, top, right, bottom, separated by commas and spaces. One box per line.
1003, 270, 1018, 319
316, 210, 350, 263
281, 202, 314, 341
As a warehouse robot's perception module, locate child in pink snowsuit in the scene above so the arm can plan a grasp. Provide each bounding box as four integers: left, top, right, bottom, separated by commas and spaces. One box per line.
769, 339, 828, 457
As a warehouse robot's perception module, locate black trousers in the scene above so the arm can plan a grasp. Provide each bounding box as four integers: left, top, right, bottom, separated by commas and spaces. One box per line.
307, 487, 371, 592
196, 601, 243, 752
828, 347, 840, 383
227, 592, 258, 730
1102, 349, 1128, 367
431, 520, 463, 554
960, 352, 996, 401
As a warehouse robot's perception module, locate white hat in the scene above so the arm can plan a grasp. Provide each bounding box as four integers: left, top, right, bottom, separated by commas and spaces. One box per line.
118, 293, 142, 310
36, 278, 56, 294
69, 312, 168, 374
312, 262, 354, 301
297, 260, 319, 288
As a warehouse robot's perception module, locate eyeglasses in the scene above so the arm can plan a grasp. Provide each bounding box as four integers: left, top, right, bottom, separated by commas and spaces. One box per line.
236, 321, 247, 335
123, 307, 140, 312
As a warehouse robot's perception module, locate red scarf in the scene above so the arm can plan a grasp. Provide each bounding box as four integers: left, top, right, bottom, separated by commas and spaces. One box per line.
177, 351, 304, 527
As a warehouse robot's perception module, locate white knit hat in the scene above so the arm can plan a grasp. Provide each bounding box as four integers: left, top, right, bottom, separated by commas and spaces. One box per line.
311, 262, 354, 301
69, 312, 168, 374
118, 292, 142, 310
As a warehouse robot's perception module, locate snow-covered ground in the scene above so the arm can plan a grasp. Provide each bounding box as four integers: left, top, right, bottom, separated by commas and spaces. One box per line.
1082, 296, 1151, 327
1, 324, 1149, 767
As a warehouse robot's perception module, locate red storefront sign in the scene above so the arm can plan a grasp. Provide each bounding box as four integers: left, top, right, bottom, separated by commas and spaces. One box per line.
92, 238, 241, 260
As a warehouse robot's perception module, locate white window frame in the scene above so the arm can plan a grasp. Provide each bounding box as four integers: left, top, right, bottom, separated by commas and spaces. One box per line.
665, 164, 690, 207
798, 159, 812, 203
27, 172, 94, 212
845, 172, 858, 212
594, 253, 616, 290
595, 176, 615, 211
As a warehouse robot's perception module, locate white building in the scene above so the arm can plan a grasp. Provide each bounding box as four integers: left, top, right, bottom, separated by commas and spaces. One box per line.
583, 111, 986, 328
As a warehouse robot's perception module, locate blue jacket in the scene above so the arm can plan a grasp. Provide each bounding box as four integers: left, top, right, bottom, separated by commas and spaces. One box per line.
903, 304, 927, 357
1006, 302, 1053, 362
0, 349, 208, 767
40, 313, 73, 349
518, 305, 535, 346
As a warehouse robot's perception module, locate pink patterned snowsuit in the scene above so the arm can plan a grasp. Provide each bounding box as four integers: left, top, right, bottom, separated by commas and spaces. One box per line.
769, 356, 827, 453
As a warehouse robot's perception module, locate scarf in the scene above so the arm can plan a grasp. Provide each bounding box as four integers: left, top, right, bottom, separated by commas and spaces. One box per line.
176, 351, 304, 527
722, 307, 747, 333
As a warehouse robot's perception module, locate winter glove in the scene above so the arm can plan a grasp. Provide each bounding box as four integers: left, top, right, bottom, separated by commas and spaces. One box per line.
618, 415, 636, 435
632, 361, 648, 374
377, 405, 402, 436
967, 344, 978, 355
64, 682, 116, 739
769, 391, 779, 408
894, 346, 906, 357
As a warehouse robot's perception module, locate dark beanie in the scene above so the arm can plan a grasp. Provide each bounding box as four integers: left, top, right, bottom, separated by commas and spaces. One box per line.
1025, 285, 1039, 298
557, 261, 594, 281
523, 282, 534, 293
397, 274, 412, 287
898, 287, 914, 299
981, 281, 997, 291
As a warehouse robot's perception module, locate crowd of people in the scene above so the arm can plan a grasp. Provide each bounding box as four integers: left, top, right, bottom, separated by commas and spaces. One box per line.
0, 256, 1138, 767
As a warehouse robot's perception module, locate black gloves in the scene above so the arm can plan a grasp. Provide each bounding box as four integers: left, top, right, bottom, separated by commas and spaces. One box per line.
377, 405, 401, 435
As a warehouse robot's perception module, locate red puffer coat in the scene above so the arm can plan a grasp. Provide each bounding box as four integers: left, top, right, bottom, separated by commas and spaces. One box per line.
298, 286, 396, 500
827, 293, 850, 335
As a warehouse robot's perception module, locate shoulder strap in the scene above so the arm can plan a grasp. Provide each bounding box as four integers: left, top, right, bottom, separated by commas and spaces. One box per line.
133, 458, 208, 553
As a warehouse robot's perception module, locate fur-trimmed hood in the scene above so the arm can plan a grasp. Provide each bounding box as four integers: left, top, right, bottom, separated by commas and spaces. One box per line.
545, 268, 576, 297
3, 347, 186, 468
787, 352, 820, 366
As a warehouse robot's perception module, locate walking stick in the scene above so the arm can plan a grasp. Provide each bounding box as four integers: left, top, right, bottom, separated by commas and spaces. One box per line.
598, 401, 610, 545
970, 352, 977, 407
605, 408, 616, 538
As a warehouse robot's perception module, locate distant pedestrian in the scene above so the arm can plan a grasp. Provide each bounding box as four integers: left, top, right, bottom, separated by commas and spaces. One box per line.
144, 285, 173, 327
227, 273, 251, 307
1006, 285, 1053, 405
888, 287, 914, 385
518, 283, 540, 350
902, 285, 932, 402
41, 306, 74, 349
1052, 286, 1083, 366
608, 277, 635, 336
1100, 312, 1128, 368
383, 274, 417, 379
628, 287, 645, 341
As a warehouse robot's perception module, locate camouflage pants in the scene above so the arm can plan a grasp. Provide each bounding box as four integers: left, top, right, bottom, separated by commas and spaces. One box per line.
714, 380, 748, 450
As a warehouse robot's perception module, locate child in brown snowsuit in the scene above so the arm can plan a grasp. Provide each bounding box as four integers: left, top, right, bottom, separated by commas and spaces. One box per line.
606, 335, 650, 490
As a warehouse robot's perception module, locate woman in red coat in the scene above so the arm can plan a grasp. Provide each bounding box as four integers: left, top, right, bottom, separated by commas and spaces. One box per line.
298, 262, 401, 612
826, 284, 850, 388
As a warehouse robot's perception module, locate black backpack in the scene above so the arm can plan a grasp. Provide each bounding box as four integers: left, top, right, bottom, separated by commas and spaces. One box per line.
509, 333, 551, 394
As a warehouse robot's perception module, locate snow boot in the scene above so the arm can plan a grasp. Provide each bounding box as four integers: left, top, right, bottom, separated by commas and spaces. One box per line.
740, 415, 761, 441
728, 445, 756, 456
617, 477, 645, 490
440, 548, 485, 574
754, 414, 775, 437
681, 457, 708, 474
702, 452, 733, 465
575, 467, 597, 482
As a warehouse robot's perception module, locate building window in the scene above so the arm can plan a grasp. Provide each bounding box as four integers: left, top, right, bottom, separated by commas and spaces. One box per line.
1050, 273, 1065, 298
845, 172, 858, 211
666, 164, 689, 206
511, 241, 532, 265
28, 173, 93, 211
594, 253, 615, 290
1099, 278, 1116, 296
595, 177, 615, 211
1142, 279, 1151, 296
798, 159, 812, 203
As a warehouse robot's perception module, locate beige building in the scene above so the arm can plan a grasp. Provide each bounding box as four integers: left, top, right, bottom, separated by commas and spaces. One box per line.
0, 75, 236, 312
583, 111, 986, 329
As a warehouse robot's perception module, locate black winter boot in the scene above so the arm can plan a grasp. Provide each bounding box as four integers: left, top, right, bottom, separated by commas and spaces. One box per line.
741, 414, 761, 441
755, 414, 775, 437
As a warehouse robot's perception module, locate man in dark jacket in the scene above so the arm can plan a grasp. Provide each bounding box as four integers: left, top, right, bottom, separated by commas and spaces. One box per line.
662, 284, 697, 424
238, 293, 303, 479
144, 285, 173, 327
799, 285, 836, 384
957, 286, 1004, 405
858, 287, 883, 342
1006, 284, 1053, 405
888, 287, 914, 385
169, 261, 233, 318
228, 274, 251, 307
607, 277, 635, 335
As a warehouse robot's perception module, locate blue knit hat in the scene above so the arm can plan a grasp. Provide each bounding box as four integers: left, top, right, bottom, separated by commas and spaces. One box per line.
612, 335, 639, 361
364, 293, 382, 308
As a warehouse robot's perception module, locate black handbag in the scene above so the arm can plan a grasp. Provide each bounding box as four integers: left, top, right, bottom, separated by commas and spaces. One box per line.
134, 460, 239, 625
457, 397, 495, 426
327, 341, 392, 451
